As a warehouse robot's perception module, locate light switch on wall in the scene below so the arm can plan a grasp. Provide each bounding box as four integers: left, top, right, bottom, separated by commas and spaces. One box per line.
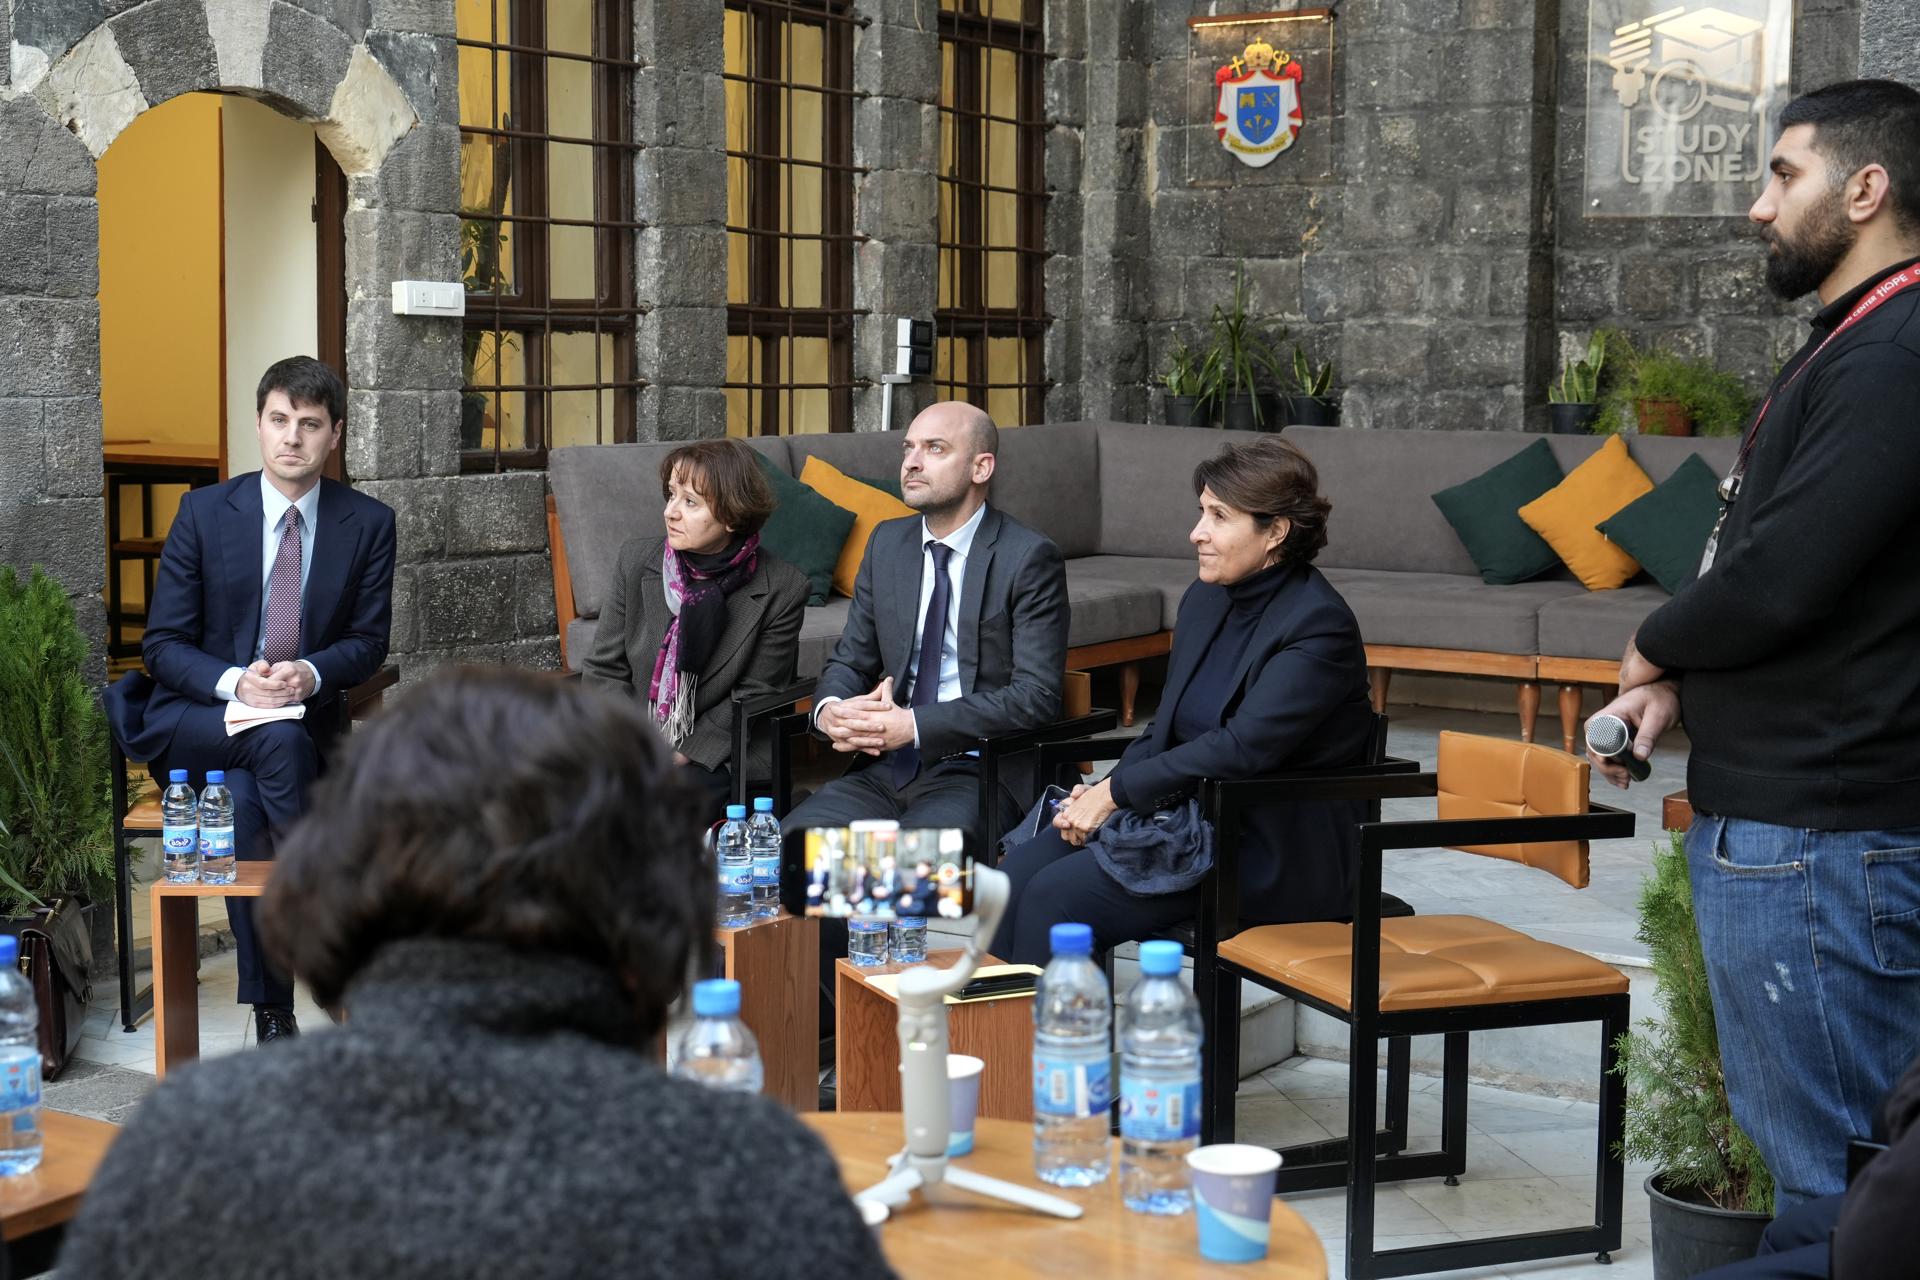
390, 280, 467, 316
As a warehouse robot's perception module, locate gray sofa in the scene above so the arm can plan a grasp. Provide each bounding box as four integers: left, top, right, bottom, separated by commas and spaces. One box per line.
547, 423, 1737, 747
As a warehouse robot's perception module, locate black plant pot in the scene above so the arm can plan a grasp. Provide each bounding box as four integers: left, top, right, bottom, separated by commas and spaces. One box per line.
1219, 392, 1281, 433
1163, 394, 1211, 428
1646, 1174, 1771, 1280
1550, 402, 1601, 435
1285, 394, 1339, 427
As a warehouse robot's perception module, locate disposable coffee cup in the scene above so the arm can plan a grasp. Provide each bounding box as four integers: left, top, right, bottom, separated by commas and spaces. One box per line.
1187, 1144, 1283, 1263
946, 1054, 985, 1156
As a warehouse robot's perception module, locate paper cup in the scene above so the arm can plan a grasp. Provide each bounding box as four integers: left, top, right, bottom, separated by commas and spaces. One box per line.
946, 1054, 985, 1156
1187, 1144, 1282, 1263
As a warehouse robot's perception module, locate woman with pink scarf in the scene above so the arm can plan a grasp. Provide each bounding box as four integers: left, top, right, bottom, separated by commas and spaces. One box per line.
583, 439, 809, 817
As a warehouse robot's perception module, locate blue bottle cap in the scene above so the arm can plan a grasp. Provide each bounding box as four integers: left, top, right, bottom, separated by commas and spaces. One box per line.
169, 769, 189, 783
0, 936, 16, 966
725, 804, 747, 820
1140, 939, 1184, 976
752, 796, 774, 812
205, 770, 225, 785
691, 978, 741, 1018
1049, 923, 1093, 956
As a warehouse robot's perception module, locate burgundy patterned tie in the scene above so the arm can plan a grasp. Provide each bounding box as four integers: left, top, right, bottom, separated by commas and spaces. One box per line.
261, 508, 303, 666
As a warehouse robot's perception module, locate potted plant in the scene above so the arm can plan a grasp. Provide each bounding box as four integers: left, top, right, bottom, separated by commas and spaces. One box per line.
1283, 345, 1339, 427
0, 565, 114, 938
1615, 833, 1774, 1280
1159, 338, 1219, 428
1204, 268, 1283, 432
1605, 347, 1755, 437
1548, 331, 1609, 434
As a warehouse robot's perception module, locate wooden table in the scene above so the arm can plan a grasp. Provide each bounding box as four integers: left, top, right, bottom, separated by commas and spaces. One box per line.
804, 1112, 1326, 1279
151, 862, 271, 1078
836, 950, 1035, 1121
0, 1110, 121, 1272
715, 912, 819, 1112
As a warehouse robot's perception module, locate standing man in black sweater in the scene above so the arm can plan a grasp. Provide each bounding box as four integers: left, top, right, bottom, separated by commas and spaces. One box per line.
1588, 80, 1920, 1210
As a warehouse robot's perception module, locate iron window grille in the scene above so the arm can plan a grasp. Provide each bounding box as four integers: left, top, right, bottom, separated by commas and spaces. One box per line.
937, 0, 1049, 428
723, 0, 868, 436
457, 0, 640, 471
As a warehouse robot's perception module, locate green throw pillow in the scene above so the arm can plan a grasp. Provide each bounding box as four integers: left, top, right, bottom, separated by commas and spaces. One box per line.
1430, 438, 1567, 585
753, 453, 856, 606
1597, 453, 1722, 595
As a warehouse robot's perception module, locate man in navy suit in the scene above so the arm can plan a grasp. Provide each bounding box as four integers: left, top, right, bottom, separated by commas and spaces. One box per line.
110, 357, 395, 1042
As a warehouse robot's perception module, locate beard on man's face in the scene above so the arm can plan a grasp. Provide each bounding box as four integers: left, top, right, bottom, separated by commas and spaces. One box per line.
1764, 188, 1857, 300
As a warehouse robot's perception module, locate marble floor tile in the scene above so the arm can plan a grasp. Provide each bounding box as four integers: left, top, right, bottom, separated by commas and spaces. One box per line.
1483, 1127, 1616, 1179
1284, 1184, 1453, 1238
1235, 1095, 1334, 1150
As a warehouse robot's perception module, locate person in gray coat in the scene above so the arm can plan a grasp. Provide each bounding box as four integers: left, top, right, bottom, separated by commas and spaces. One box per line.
583, 437, 809, 819
56, 667, 895, 1280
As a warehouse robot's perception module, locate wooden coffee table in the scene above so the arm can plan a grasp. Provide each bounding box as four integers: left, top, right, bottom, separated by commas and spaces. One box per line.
804, 1111, 1326, 1279
0, 1110, 121, 1271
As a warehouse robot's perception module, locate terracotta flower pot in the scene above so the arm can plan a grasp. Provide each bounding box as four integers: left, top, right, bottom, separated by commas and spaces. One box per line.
1635, 398, 1694, 437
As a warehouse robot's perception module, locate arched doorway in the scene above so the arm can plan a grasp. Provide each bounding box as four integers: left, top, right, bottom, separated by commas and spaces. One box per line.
97, 92, 349, 661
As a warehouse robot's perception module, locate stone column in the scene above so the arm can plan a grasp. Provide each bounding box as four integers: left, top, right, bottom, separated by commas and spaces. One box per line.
632, 0, 730, 440
1075, 1, 1149, 423
849, 2, 940, 432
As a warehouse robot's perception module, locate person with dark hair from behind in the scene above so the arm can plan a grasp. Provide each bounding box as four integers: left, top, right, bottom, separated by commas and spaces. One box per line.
992, 438, 1375, 965
1586, 78, 1920, 1209
582, 437, 809, 818
103, 356, 394, 1045
59, 667, 895, 1280
1695, 1050, 1920, 1280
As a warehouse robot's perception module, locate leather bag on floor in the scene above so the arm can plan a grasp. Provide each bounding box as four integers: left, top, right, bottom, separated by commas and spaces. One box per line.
13, 897, 93, 1081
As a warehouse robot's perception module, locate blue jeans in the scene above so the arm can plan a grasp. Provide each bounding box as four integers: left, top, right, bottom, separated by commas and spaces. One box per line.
1686, 815, 1920, 1208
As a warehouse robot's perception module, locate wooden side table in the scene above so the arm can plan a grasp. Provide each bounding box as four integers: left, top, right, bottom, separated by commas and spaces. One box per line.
804, 1111, 1326, 1279
150, 862, 271, 1078
836, 950, 1034, 1121
716, 912, 819, 1112
0, 1111, 120, 1241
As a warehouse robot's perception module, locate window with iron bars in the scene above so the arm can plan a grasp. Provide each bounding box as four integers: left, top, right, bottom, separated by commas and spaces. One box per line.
937, 0, 1048, 428
456, 0, 640, 471
723, 0, 865, 436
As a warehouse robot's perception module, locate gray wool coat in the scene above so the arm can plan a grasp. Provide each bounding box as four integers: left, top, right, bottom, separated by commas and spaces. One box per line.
582, 535, 810, 775
56, 939, 896, 1280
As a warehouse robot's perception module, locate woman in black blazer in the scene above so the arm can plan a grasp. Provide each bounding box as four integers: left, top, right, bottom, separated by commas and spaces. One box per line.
992, 438, 1376, 965
583, 439, 810, 818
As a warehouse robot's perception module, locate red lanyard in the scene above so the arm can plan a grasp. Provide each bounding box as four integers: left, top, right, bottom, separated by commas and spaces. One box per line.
1726, 264, 1920, 496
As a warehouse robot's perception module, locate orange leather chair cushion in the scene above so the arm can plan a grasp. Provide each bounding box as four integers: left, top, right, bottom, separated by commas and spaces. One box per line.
1218, 914, 1628, 1012
123, 795, 163, 831
1437, 730, 1591, 889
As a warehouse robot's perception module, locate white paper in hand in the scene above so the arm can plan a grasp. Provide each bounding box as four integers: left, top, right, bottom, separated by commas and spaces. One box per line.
223, 701, 307, 738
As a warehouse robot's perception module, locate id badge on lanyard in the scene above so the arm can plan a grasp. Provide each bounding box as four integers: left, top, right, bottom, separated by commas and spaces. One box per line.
1699, 263, 1920, 577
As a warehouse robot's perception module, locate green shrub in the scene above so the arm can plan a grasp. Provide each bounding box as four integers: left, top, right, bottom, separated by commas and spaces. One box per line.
0, 567, 113, 916
1601, 344, 1756, 436
1613, 832, 1774, 1213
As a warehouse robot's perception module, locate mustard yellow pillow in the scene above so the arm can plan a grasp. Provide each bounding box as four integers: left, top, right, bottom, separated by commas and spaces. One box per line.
1516, 435, 1654, 591
799, 455, 917, 598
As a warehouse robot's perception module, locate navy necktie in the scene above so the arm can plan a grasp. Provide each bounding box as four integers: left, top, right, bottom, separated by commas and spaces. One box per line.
892, 541, 954, 788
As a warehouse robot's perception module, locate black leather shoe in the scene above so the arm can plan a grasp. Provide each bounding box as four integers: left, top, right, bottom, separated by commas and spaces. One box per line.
254, 1005, 300, 1043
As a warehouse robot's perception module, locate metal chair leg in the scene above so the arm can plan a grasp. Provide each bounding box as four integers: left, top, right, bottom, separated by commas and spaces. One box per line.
1384, 1036, 1411, 1156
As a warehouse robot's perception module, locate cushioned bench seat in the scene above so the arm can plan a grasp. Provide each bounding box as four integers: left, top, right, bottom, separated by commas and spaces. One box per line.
1535, 583, 1674, 662
1319, 569, 1588, 656
1064, 555, 1195, 630
1216, 914, 1629, 1013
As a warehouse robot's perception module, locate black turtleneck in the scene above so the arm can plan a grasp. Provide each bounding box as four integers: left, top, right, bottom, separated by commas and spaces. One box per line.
1169, 560, 1293, 746
1636, 253, 1920, 829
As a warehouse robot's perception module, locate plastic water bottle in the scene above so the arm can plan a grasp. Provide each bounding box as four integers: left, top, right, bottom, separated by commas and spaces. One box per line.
673, 979, 763, 1094
715, 804, 752, 928
1033, 922, 1112, 1187
160, 768, 200, 883
197, 770, 236, 886
846, 918, 889, 967
1120, 939, 1204, 1214
747, 796, 782, 919
0, 936, 42, 1175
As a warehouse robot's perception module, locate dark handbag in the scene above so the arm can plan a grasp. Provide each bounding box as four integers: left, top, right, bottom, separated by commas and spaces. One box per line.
14, 897, 92, 1081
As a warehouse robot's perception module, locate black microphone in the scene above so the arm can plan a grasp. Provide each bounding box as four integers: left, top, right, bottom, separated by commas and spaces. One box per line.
1585, 713, 1650, 782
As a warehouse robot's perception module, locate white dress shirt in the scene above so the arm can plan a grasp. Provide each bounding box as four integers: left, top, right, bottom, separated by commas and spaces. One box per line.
815, 501, 988, 748
214, 474, 324, 701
